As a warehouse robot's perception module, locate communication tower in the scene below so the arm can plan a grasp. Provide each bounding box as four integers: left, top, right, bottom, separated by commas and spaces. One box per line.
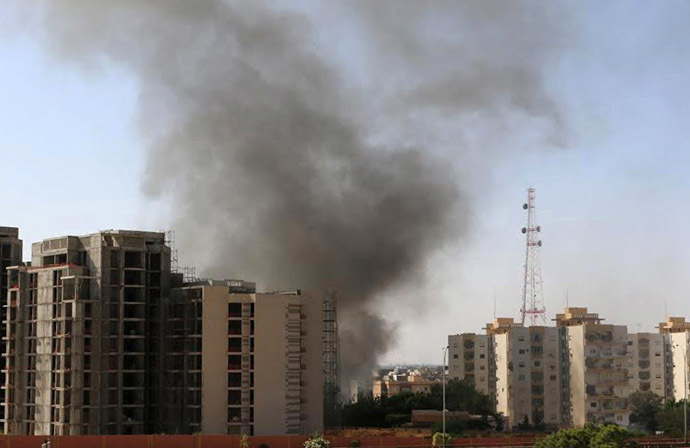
520, 188, 546, 326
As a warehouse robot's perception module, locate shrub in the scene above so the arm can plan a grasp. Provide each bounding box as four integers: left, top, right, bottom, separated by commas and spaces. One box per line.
240, 435, 249, 448
349, 440, 361, 448
432, 432, 452, 447
304, 434, 330, 448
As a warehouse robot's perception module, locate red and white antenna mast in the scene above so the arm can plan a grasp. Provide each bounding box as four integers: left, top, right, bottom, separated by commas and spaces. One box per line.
520, 188, 546, 326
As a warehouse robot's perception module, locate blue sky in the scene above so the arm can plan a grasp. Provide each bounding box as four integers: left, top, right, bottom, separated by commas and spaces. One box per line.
1, 2, 689, 363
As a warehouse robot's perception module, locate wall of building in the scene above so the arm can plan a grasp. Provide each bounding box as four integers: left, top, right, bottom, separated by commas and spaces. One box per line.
201, 286, 229, 434
628, 333, 666, 397
669, 332, 690, 402
447, 334, 490, 395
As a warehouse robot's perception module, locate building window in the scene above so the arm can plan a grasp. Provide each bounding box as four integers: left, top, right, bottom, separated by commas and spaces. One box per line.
453, 354, 458, 359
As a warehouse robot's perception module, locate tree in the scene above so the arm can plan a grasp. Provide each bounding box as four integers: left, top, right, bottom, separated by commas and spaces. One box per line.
629, 391, 662, 433
657, 400, 686, 437
590, 425, 638, 448
534, 425, 637, 448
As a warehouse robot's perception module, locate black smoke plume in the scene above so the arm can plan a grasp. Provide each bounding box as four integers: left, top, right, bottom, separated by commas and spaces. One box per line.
19, 0, 566, 383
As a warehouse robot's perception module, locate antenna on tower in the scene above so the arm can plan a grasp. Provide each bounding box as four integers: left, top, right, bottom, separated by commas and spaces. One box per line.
519, 188, 546, 326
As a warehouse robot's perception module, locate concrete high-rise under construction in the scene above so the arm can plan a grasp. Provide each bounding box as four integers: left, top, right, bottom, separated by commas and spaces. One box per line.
0, 227, 23, 426
3, 229, 338, 436
4, 230, 171, 435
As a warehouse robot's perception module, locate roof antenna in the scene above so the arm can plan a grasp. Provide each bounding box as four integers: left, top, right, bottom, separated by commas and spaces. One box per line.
566, 289, 569, 309
493, 294, 497, 320
664, 297, 668, 319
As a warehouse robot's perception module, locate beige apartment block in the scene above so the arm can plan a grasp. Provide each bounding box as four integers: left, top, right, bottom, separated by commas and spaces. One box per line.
564, 321, 630, 427
450, 308, 690, 431
164, 281, 337, 436
495, 326, 530, 428
666, 331, 690, 402
0, 227, 22, 425
658, 317, 690, 402
448, 333, 491, 396
493, 326, 562, 429
627, 333, 666, 398
4, 230, 171, 435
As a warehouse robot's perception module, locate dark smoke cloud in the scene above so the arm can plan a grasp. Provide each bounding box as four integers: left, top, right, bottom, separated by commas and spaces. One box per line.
20, 0, 567, 382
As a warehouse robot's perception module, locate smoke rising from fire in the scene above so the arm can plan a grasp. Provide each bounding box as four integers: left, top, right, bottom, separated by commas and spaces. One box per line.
18, 0, 567, 381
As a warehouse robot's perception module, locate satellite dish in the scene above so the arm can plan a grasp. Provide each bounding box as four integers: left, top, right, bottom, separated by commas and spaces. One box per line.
522, 228, 527, 234
537, 226, 541, 232
538, 241, 542, 247
523, 203, 528, 210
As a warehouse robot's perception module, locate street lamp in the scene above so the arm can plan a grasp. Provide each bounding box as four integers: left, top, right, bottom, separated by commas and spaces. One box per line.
442, 345, 449, 448
674, 342, 688, 445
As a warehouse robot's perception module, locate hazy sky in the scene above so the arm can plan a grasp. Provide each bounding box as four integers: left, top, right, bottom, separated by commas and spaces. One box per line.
1, 1, 689, 364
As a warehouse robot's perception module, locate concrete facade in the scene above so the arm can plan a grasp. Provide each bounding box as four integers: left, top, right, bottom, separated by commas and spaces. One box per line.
493, 326, 562, 429
564, 323, 630, 427
667, 331, 690, 402
448, 333, 491, 396
446, 307, 690, 430
627, 333, 666, 398
164, 281, 337, 436
0, 227, 22, 426
4, 230, 171, 435
658, 317, 690, 402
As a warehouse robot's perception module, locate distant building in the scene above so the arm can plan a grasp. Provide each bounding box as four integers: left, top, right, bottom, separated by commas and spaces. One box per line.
627, 333, 667, 398
372, 368, 440, 398
493, 325, 563, 428
448, 306, 690, 430
659, 317, 690, 402
448, 333, 491, 396
560, 312, 630, 427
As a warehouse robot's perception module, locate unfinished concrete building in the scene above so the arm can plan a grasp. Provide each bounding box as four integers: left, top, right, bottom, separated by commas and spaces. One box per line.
3, 230, 171, 435
162, 280, 338, 436
0, 226, 23, 425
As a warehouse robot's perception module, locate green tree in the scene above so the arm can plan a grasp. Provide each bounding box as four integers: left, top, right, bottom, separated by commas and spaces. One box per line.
590, 425, 638, 448
657, 400, 687, 437
629, 391, 663, 433
534, 425, 636, 448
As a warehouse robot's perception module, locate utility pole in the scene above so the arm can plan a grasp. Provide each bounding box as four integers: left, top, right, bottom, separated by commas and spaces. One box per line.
442, 345, 449, 448
674, 341, 688, 444
520, 188, 546, 326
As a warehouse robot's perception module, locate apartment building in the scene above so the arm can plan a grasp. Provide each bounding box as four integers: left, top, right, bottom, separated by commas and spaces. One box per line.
493, 326, 562, 429
448, 333, 491, 395
4, 230, 171, 435
0, 226, 22, 425
659, 317, 690, 402
163, 280, 338, 436
447, 307, 681, 429
627, 333, 666, 398
561, 316, 631, 427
